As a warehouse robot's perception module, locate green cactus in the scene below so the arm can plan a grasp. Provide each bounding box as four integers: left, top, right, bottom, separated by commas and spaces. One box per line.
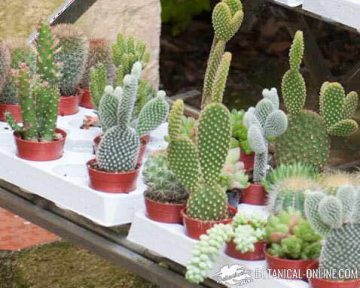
89, 63, 107, 109
0, 41, 11, 95
245, 88, 288, 183
305, 186, 360, 280
230, 109, 252, 154
133, 80, 156, 119
319, 170, 360, 195
53, 24, 89, 96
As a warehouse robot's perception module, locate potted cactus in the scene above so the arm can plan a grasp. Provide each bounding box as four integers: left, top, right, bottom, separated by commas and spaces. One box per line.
275, 31, 359, 171
143, 150, 188, 223
242, 88, 288, 205
0, 39, 37, 123
52, 24, 89, 116
185, 214, 267, 284
305, 185, 360, 288
265, 210, 321, 280
318, 170, 360, 194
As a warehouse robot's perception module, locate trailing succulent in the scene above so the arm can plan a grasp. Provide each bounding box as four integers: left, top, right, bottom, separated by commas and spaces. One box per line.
266, 210, 321, 260
186, 214, 266, 284
305, 185, 360, 280
275, 31, 359, 171
230, 109, 252, 154
53, 24, 89, 96
244, 88, 288, 183
143, 150, 188, 204
0, 41, 10, 95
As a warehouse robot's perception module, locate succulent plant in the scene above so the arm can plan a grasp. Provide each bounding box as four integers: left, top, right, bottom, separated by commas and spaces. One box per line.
89, 63, 106, 109
266, 210, 321, 260
230, 109, 252, 154
318, 170, 360, 195
305, 185, 360, 280
0, 41, 11, 95
143, 150, 188, 204
244, 88, 288, 183
186, 213, 266, 284
133, 80, 156, 119
52, 24, 89, 96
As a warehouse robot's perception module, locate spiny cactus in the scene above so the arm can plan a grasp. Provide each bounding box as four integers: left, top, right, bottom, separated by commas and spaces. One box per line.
319, 170, 360, 195
244, 88, 288, 183
133, 80, 156, 118
52, 24, 89, 96
0, 39, 37, 104
201, 0, 243, 108
0, 41, 11, 95
305, 185, 360, 280
89, 63, 106, 109
186, 214, 266, 284
143, 150, 188, 203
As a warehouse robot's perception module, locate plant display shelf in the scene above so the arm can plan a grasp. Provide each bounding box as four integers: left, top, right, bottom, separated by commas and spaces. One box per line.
0, 108, 168, 227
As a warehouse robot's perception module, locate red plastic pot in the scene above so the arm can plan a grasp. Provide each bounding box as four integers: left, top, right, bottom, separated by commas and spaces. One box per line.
226, 240, 266, 260
0, 103, 22, 123
308, 262, 360, 288
145, 197, 186, 224
240, 151, 255, 172
265, 250, 317, 280
241, 183, 267, 205
87, 159, 140, 193
14, 128, 66, 161
58, 93, 80, 116
181, 206, 237, 240
79, 88, 95, 109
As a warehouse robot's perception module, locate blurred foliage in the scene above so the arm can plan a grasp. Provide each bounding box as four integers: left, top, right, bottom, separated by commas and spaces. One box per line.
161, 0, 210, 35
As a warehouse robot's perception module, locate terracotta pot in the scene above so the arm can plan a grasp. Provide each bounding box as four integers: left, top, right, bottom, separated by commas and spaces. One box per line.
14, 128, 66, 161
79, 88, 95, 109
0, 103, 22, 123
145, 197, 185, 224
265, 250, 317, 280
226, 240, 266, 261
240, 151, 255, 172
181, 206, 237, 240
141, 134, 150, 145
58, 93, 80, 116
241, 183, 267, 205
308, 262, 360, 288
87, 159, 140, 193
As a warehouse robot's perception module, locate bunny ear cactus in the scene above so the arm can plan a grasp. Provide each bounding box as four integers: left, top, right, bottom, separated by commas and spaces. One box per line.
52, 24, 89, 96
0, 41, 11, 95
305, 185, 360, 280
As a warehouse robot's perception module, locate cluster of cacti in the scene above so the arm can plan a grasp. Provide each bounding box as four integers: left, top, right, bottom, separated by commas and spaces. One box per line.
112, 34, 150, 86
0, 39, 37, 104
143, 150, 188, 203
0, 41, 11, 95
266, 210, 321, 260
244, 88, 288, 183
186, 214, 266, 284
230, 109, 252, 153
318, 170, 360, 194
305, 185, 360, 280
275, 31, 359, 171
52, 24, 89, 96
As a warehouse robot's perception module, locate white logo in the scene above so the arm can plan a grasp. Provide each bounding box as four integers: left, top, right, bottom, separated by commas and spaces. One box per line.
213, 264, 253, 287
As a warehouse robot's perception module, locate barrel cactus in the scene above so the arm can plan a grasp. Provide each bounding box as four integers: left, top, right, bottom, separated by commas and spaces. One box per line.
305, 185, 360, 280
53, 24, 89, 96
0, 41, 11, 95
244, 88, 288, 183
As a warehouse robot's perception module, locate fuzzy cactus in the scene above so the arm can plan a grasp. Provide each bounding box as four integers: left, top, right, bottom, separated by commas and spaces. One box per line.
244, 88, 288, 183
0, 41, 11, 95
52, 24, 89, 96
319, 170, 360, 195
305, 186, 360, 280
201, 0, 243, 108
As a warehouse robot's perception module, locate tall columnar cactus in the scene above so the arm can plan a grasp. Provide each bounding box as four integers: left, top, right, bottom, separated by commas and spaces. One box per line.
275, 31, 359, 171
0, 39, 37, 104
201, 0, 243, 108
89, 63, 106, 109
52, 24, 89, 96
244, 88, 288, 183
305, 185, 360, 280
0, 41, 11, 95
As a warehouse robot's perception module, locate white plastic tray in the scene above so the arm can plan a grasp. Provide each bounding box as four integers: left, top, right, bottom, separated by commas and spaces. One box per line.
128, 204, 309, 288
0, 108, 168, 227
273, 0, 303, 8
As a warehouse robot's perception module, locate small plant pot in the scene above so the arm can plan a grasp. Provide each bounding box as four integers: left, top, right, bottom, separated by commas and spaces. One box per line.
87, 159, 140, 193
240, 151, 255, 172
14, 128, 66, 161
58, 94, 80, 116
241, 183, 267, 205
0, 103, 22, 123
308, 262, 360, 288
226, 240, 266, 261
181, 206, 237, 240
79, 88, 95, 109
265, 250, 316, 280
145, 197, 186, 224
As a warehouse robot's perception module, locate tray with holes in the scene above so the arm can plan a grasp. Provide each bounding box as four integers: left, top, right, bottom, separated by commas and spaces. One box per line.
0, 108, 168, 227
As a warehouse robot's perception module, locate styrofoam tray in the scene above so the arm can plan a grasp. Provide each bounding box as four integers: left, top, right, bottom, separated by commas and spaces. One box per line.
0, 108, 168, 226
303, 0, 360, 30
273, 0, 303, 8
128, 204, 309, 288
